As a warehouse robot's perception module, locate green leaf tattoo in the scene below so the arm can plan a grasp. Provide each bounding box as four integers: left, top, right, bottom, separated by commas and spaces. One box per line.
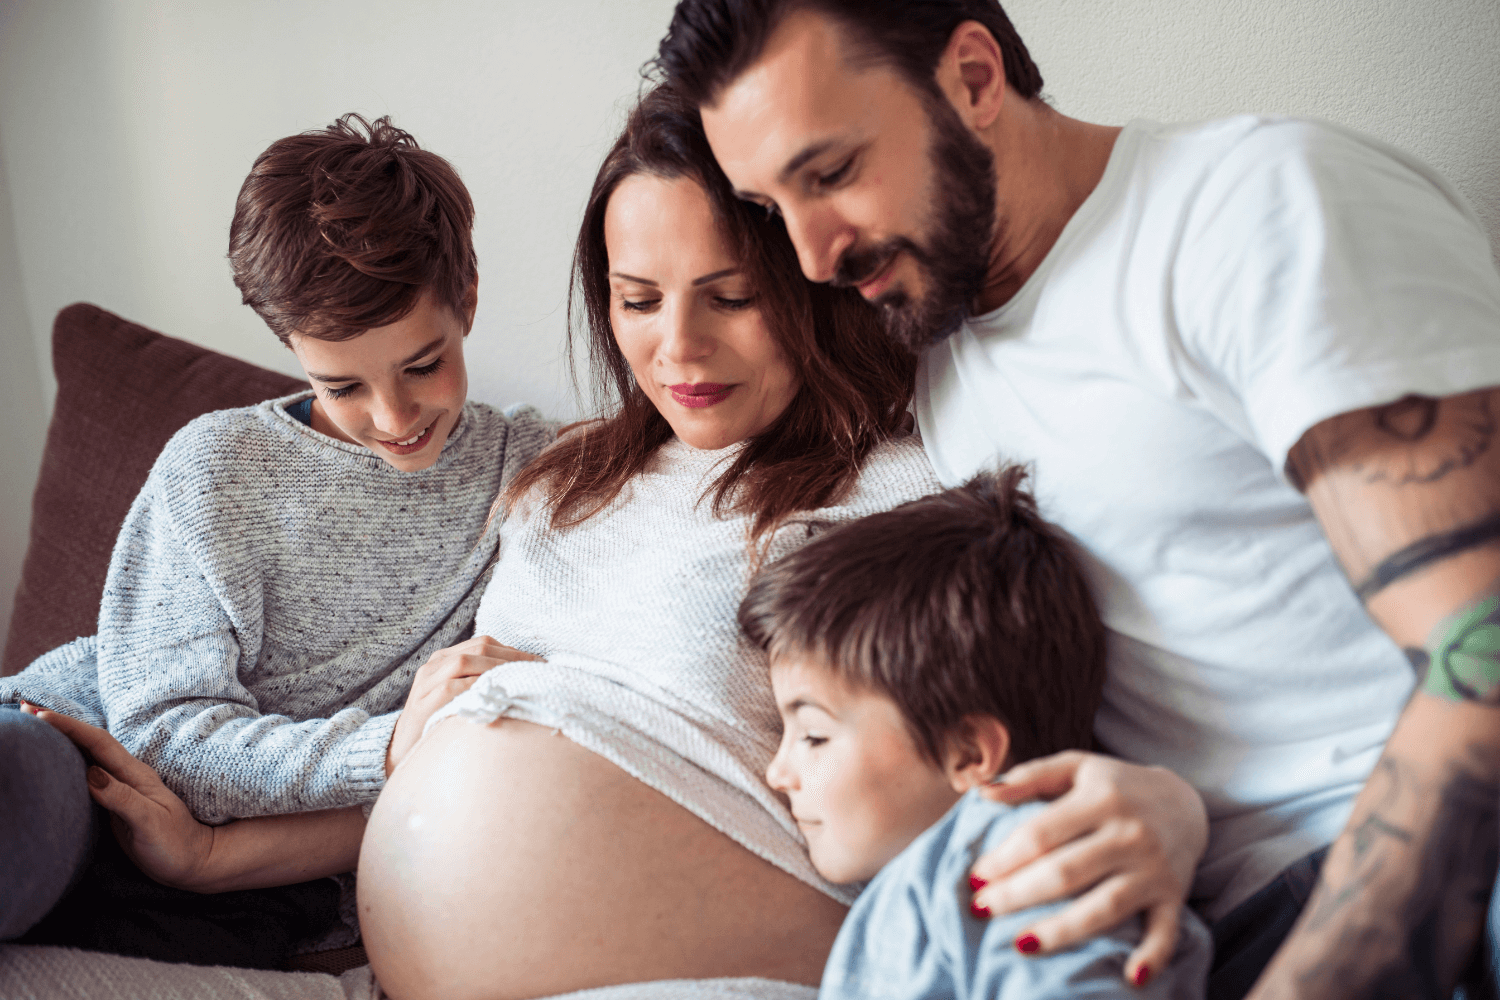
1424, 594, 1500, 703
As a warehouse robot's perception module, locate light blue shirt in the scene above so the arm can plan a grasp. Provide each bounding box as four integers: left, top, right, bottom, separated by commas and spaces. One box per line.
821, 790, 1212, 999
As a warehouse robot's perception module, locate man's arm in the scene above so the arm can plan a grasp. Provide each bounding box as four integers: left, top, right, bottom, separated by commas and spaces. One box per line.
1249, 386, 1500, 999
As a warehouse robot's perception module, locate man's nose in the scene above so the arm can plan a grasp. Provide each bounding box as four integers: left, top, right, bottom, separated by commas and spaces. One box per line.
783, 205, 854, 284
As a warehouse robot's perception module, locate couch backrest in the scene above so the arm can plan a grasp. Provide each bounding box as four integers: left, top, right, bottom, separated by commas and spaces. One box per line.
1, 303, 305, 676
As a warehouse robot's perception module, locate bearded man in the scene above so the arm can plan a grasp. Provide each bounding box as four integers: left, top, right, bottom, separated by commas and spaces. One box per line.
654, 2, 1500, 998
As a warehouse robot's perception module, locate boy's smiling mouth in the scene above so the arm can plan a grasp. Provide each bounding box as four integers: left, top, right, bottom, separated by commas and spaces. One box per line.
376, 420, 437, 456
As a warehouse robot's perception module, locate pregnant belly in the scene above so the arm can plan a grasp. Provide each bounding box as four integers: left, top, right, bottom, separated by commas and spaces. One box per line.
359, 715, 849, 1000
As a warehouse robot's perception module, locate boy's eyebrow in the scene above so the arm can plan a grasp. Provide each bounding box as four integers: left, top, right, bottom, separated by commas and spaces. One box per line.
305, 336, 447, 383
786, 695, 834, 716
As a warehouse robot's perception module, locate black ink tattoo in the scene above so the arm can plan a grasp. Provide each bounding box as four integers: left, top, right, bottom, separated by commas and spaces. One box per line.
1375, 396, 1441, 442
1361, 393, 1495, 486
1294, 749, 1500, 999
1355, 514, 1500, 601
1405, 647, 1432, 683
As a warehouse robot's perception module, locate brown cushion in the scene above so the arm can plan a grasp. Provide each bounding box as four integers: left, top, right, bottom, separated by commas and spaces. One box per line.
2, 303, 306, 676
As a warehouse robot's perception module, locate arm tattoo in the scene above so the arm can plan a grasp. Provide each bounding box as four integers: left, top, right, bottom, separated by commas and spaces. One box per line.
1424, 594, 1500, 704
1294, 751, 1499, 998
1362, 394, 1494, 486
1356, 514, 1500, 601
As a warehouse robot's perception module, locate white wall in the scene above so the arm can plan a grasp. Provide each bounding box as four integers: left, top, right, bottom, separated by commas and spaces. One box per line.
2, 0, 1498, 647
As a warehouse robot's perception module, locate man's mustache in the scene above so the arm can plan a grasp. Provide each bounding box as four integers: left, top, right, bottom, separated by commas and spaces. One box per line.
830, 237, 925, 289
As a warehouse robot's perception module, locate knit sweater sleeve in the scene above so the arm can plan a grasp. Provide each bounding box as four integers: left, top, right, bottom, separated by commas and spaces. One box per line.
96, 442, 397, 824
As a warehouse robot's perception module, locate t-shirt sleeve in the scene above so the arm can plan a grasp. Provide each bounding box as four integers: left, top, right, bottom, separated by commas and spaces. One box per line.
1172, 120, 1500, 477
97, 464, 399, 824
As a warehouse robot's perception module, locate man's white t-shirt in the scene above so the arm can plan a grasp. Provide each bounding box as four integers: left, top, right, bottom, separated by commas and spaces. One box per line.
915, 115, 1500, 919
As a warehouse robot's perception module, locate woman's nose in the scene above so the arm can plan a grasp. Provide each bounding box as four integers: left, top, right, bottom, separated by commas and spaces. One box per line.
657, 300, 715, 366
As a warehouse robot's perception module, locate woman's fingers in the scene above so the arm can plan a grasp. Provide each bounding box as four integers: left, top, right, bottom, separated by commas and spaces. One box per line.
25, 704, 163, 790
971, 827, 1122, 916
979, 749, 1088, 806
969, 783, 1113, 885
1125, 901, 1181, 988
84, 764, 162, 829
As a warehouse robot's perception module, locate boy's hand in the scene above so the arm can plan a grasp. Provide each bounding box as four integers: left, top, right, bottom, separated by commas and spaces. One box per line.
967, 750, 1207, 988
386, 635, 544, 775
23, 702, 217, 892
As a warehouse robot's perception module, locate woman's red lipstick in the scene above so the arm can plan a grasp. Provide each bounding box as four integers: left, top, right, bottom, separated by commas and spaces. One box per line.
668, 383, 735, 408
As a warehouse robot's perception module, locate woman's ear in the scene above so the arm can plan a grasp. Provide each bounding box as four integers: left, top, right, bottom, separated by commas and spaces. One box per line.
942, 715, 1011, 793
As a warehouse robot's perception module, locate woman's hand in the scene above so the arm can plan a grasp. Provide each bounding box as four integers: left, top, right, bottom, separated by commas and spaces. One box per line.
386, 635, 544, 775
967, 750, 1208, 987
22, 702, 217, 892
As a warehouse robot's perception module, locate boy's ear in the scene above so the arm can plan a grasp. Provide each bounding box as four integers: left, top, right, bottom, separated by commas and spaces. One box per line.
942, 715, 1010, 794
462, 280, 479, 334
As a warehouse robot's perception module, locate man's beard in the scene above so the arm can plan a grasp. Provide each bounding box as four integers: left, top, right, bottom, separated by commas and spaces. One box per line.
831, 95, 998, 351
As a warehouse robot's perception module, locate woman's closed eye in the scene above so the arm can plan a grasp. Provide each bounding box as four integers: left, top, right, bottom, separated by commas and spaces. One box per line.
620, 297, 661, 313
713, 295, 755, 311
323, 382, 358, 400
800, 734, 828, 748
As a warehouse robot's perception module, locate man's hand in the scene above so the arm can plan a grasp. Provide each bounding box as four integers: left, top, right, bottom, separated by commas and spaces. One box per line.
24, 702, 216, 891
386, 636, 543, 775
967, 750, 1207, 987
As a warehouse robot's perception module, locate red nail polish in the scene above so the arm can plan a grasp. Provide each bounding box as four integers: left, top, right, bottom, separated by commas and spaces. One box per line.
1133, 965, 1151, 987
1015, 933, 1040, 954
970, 900, 991, 919
968, 875, 988, 891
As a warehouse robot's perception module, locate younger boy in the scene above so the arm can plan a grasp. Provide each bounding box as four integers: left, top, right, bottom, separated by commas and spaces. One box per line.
738, 468, 1212, 999
0, 114, 553, 965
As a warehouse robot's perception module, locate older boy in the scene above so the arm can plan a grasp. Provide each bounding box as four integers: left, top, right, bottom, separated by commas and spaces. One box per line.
0, 114, 553, 966
740, 469, 1211, 998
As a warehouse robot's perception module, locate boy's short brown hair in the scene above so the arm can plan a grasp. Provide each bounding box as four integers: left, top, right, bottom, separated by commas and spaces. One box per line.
738, 466, 1106, 767
229, 113, 477, 345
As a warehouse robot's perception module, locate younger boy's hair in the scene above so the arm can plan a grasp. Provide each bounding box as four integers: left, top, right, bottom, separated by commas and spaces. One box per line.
229, 113, 477, 345
739, 466, 1106, 767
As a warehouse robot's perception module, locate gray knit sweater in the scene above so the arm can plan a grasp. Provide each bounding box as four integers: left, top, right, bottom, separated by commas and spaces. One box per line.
1, 392, 554, 823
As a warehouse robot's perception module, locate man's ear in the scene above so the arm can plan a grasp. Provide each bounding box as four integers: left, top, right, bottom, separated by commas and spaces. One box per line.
933, 20, 1008, 132
942, 715, 1011, 793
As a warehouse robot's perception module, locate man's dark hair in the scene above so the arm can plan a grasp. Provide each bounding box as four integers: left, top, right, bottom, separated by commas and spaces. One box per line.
229, 113, 477, 345
738, 466, 1105, 767
653, 0, 1043, 109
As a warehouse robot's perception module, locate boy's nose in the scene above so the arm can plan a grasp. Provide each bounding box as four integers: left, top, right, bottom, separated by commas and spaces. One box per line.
765, 744, 797, 792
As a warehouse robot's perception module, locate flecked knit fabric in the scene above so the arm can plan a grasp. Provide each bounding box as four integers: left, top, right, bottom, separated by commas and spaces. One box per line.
427, 433, 941, 904
1, 392, 555, 824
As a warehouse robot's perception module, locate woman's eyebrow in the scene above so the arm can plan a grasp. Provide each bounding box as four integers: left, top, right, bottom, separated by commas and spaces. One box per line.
609, 272, 658, 287
692, 268, 740, 286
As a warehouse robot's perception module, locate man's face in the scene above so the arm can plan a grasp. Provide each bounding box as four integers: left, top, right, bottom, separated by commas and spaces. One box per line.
701, 10, 997, 350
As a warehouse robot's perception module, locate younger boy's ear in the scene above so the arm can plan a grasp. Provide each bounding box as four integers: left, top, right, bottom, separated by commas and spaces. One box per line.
942, 715, 1011, 794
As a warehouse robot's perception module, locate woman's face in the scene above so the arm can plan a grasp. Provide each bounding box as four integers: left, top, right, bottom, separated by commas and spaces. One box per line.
604, 173, 801, 450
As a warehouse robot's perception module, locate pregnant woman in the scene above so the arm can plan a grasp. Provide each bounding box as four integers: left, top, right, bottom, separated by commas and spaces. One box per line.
355, 85, 939, 999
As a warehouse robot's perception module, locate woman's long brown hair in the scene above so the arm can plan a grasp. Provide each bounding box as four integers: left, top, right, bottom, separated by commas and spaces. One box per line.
502, 85, 916, 543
